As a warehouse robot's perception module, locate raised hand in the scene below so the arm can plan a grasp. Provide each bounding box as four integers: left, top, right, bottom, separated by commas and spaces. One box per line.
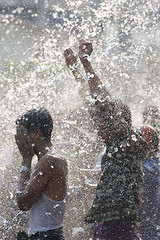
64, 48, 78, 71
64, 45, 89, 98
78, 39, 93, 63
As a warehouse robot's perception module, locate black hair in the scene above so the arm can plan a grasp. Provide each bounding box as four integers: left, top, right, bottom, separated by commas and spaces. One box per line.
89, 99, 132, 128
16, 108, 53, 142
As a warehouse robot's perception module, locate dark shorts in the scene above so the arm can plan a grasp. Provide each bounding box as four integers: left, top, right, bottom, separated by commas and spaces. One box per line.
93, 219, 141, 240
17, 227, 64, 240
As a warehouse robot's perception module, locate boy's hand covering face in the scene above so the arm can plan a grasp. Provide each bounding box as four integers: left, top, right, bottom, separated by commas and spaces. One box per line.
15, 125, 34, 159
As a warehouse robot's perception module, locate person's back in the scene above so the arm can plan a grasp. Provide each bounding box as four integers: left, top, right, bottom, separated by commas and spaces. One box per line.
84, 89, 149, 240
85, 125, 148, 225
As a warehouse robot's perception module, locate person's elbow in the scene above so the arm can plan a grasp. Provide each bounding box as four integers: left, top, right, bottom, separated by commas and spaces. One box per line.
18, 203, 31, 211
17, 193, 32, 211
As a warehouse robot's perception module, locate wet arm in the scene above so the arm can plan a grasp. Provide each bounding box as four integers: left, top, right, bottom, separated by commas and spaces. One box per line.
17, 156, 35, 211
64, 48, 88, 99
17, 157, 32, 197
78, 40, 133, 140
78, 39, 101, 94
17, 156, 55, 211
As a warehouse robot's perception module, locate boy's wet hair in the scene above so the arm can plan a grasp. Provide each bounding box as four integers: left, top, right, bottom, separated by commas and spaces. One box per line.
16, 108, 53, 142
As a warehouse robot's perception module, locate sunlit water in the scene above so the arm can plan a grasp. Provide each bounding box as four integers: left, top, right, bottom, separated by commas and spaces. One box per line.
0, 1, 160, 239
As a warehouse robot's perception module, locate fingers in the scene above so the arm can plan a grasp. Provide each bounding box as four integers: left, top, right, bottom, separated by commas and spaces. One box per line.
64, 48, 70, 58
78, 38, 88, 45
15, 134, 19, 145
64, 48, 75, 58
64, 39, 93, 66
64, 40, 92, 56
78, 39, 93, 60
78, 39, 92, 48
64, 48, 77, 63
64, 48, 72, 55
64, 48, 78, 70
19, 125, 28, 137
15, 125, 30, 146
16, 125, 27, 140
15, 126, 22, 144
79, 42, 93, 53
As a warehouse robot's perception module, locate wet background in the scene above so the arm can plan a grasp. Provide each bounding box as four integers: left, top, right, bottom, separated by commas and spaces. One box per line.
0, 0, 160, 239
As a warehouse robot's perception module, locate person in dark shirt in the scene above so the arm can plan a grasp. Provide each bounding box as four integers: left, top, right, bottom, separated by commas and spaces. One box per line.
137, 125, 160, 240
64, 39, 149, 240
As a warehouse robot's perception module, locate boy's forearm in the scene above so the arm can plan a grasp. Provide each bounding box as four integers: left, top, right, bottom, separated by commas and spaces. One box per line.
17, 171, 31, 193
17, 170, 32, 211
17, 157, 32, 193
73, 69, 89, 99
80, 59, 101, 94
72, 68, 85, 84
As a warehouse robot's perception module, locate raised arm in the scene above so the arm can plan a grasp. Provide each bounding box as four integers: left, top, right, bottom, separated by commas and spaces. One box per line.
78, 40, 134, 140
64, 48, 88, 99
78, 39, 101, 94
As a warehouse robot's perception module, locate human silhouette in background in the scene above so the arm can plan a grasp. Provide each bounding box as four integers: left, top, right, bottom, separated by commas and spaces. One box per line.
136, 125, 160, 240
64, 39, 149, 240
15, 108, 68, 240
142, 105, 160, 135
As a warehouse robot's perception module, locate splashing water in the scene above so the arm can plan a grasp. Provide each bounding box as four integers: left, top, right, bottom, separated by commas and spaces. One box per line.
0, 0, 160, 239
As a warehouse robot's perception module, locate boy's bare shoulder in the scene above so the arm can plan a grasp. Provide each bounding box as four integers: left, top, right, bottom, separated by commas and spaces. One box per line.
39, 152, 67, 168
